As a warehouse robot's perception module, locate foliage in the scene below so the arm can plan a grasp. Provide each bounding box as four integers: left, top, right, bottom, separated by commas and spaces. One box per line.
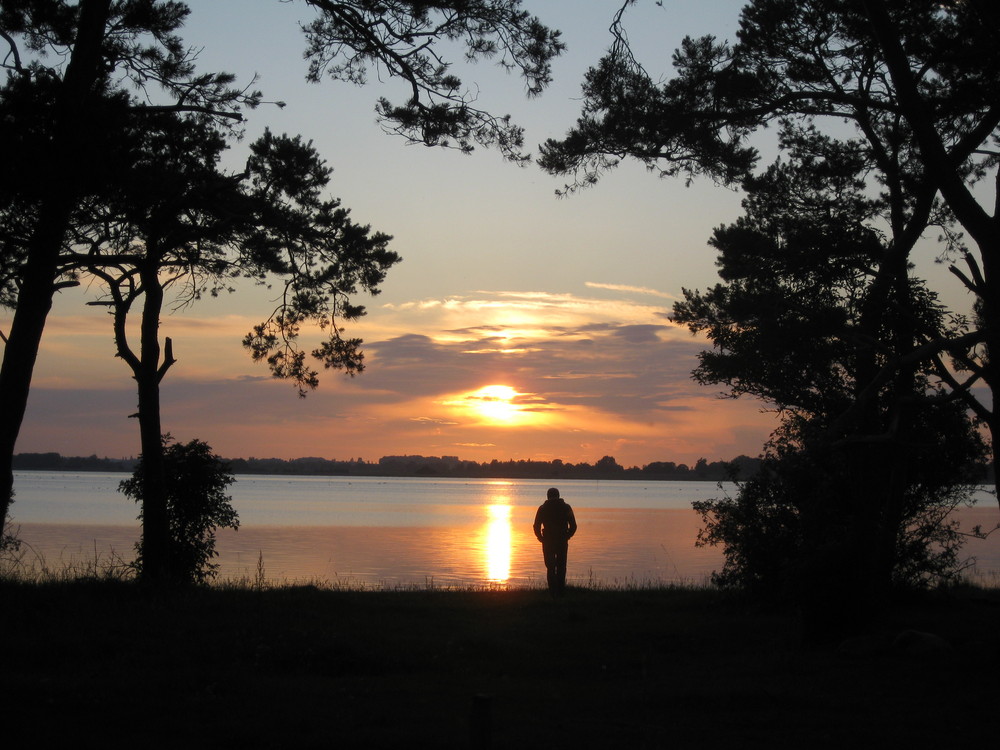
120, 437, 238, 584
674, 146, 987, 597
72, 106, 397, 581
694, 398, 985, 600
238, 129, 399, 392
81, 115, 400, 396
542, 0, 997, 604
1, 518, 21, 560
299, 0, 565, 162
0, 0, 264, 535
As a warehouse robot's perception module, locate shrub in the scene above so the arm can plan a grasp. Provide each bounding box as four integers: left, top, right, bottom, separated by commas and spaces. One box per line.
120, 437, 238, 584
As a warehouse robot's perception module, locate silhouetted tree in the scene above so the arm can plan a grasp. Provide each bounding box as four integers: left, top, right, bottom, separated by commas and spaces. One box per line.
694, 397, 985, 634
78, 113, 395, 581
676, 155, 986, 621
298, 0, 564, 162
540, 0, 1000, 494
120, 436, 238, 584
595, 455, 623, 474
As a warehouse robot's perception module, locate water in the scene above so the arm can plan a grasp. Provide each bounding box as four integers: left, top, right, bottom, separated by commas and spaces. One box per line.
7, 472, 1000, 588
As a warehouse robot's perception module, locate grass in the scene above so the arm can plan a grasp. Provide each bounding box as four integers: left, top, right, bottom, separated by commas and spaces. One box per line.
1, 567, 999, 748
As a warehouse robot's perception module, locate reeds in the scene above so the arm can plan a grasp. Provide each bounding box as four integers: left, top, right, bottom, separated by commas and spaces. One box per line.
0, 534, 133, 584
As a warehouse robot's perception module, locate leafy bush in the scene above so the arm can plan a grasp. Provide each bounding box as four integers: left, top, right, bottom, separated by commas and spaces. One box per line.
120, 437, 238, 584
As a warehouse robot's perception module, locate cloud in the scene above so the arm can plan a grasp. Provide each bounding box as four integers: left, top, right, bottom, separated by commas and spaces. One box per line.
612, 324, 670, 344
358, 313, 706, 426
378, 290, 684, 337
585, 281, 678, 299
410, 416, 460, 425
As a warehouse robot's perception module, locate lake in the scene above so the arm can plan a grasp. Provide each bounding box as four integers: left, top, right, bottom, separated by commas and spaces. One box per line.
7, 472, 1000, 588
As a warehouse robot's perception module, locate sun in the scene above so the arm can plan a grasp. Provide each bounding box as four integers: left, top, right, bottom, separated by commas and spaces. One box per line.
442, 383, 552, 427
442, 384, 528, 425
473, 385, 520, 422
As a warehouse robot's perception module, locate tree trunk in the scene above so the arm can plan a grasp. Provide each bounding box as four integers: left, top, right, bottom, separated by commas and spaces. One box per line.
0, 0, 113, 527
980, 251, 1000, 500
135, 266, 171, 583
864, 0, 1000, 503
0, 209, 66, 524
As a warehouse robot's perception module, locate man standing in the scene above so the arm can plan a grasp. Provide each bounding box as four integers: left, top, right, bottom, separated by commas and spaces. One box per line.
533, 487, 577, 595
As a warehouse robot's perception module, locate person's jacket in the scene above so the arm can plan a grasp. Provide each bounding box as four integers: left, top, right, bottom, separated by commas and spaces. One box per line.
533, 498, 577, 542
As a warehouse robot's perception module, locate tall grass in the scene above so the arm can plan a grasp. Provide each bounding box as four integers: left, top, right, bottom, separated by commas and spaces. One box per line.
0, 536, 134, 584
2, 543, 716, 593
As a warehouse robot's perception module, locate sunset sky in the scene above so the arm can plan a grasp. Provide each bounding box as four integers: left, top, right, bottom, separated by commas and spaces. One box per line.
8, 0, 974, 468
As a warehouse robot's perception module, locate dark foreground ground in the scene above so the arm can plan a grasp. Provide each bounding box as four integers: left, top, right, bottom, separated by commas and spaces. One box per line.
2, 581, 998, 748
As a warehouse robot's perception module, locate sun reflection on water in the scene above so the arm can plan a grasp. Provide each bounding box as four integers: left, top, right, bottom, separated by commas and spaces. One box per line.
483, 503, 512, 582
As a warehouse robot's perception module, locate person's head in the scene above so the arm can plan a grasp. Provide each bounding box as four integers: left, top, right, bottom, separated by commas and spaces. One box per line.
547, 487, 560, 501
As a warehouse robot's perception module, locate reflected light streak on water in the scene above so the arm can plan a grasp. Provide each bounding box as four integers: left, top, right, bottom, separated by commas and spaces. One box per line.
483, 504, 512, 582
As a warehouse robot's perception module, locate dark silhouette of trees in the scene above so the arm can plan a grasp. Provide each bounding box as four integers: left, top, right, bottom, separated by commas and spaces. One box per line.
0, 0, 564, 568
678, 157, 986, 617
695, 400, 984, 597
594, 455, 624, 474
12, 450, 776, 480
298, 0, 564, 162
0, 0, 262, 549
540, 0, 1000, 494
81, 115, 249, 581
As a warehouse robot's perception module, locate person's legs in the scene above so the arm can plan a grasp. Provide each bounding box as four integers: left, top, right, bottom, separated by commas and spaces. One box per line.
542, 542, 558, 591
546, 540, 568, 595
556, 541, 568, 592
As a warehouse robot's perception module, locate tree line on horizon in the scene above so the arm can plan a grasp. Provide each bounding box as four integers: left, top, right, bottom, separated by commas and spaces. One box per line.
12, 451, 773, 482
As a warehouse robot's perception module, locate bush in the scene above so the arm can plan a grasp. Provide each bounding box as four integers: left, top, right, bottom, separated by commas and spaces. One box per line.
120, 437, 238, 584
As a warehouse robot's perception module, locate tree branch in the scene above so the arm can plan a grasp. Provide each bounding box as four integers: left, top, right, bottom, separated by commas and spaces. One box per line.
0, 29, 24, 74
156, 336, 177, 383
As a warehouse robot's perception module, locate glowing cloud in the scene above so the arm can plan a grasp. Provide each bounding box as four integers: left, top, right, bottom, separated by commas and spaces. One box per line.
585, 282, 678, 299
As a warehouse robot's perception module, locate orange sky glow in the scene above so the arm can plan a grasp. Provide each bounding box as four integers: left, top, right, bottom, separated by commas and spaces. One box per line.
13, 284, 780, 468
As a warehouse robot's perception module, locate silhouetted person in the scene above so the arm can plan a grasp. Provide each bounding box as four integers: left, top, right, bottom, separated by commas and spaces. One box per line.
533, 487, 577, 595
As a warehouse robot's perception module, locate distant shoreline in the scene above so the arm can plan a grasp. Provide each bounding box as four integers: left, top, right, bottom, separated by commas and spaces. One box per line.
13, 451, 996, 484
13, 451, 764, 482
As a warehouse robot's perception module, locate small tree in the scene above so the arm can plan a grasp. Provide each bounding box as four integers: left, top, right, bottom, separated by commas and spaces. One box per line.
120, 437, 238, 585
81, 116, 396, 582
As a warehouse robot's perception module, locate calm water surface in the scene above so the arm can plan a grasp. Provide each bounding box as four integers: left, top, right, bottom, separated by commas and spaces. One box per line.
9, 472, 1000, 588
